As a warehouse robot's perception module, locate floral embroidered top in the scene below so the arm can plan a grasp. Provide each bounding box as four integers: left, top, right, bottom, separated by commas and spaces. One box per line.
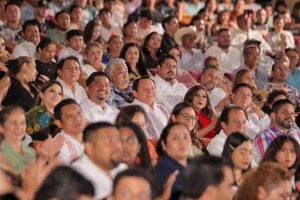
26, 105, 55, 138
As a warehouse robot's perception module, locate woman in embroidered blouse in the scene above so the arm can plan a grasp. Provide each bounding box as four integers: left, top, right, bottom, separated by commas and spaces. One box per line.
0, 56, 38, 111
169, 102, 208, 156
184, 85, 218, 143
26, 80, 63, 140
120, 43, 149, 81
0, 106, 37, 174
155, 123, 192, 199
221, 132, 253, 187
142, 32, 162, 69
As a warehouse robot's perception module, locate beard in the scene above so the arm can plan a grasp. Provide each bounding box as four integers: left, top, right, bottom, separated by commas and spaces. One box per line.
203, 82, 215, 91
164, 71, 175, 82
276, 116, 294, 129
218, 43, 230, 49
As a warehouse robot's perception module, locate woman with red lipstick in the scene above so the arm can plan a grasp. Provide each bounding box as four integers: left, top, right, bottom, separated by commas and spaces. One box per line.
120, 43, 149, 81
222, 132, 253, 187
26, 80, 63, 140
261, 135, 300, 172
184, 85, 218, 143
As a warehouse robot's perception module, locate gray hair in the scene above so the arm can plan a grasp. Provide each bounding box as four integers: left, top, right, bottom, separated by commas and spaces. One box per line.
105, 58, 127, 77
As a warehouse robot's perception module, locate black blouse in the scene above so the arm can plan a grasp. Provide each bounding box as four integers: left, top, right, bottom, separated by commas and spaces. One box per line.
35, 60, 58, 86
2, 77, 38, 112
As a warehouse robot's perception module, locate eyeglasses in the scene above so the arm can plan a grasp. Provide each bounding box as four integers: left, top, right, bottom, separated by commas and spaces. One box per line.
178, 114, 197, 121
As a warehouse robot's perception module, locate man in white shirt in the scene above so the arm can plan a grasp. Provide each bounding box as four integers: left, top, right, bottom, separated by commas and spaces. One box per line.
72, 122, 126, 200
205, 28, 241, 75
174, 25, 204, 71
13, 19, 40, 59
235, 44, 269, 90
152, 54, 188, 113
54, 99, 86, 165
81, 71, 119, 124
136, 10, 161, 42
231, 14, 272, 54
58, 29, 84, 65
231, 83, 270, 139
57, 56, 88, 103
199, 64, 228, 114
98, 8, 122, 42
131, 76, 169, 140
207, 106, 247, 156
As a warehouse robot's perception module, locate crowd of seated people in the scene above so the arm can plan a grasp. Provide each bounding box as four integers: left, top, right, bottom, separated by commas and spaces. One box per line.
2, 0, 300, 199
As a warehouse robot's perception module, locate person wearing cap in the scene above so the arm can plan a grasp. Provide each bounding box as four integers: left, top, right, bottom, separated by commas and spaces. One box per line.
204, 28, 241, 75
174, 25, 204, 72
34, 0, 55, 34
136, 9, 161, 42
98, 8, 122, 42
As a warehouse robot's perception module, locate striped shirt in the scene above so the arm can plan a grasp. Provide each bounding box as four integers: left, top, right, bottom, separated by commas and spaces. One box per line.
253, 124, 300, 164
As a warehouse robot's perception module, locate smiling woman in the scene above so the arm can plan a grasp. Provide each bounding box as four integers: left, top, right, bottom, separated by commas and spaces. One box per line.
26, 80, 63, 140
184, 85, 218, 141
0, 106, 37, 174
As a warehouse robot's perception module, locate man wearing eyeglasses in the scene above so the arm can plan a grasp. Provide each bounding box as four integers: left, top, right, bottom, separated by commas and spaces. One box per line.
152, 54, 188, 113
261, 59, 299, 105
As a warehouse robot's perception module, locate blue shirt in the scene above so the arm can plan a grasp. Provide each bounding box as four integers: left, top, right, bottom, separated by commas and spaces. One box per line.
154, 155, 185, 199
287, 68, 300, 93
